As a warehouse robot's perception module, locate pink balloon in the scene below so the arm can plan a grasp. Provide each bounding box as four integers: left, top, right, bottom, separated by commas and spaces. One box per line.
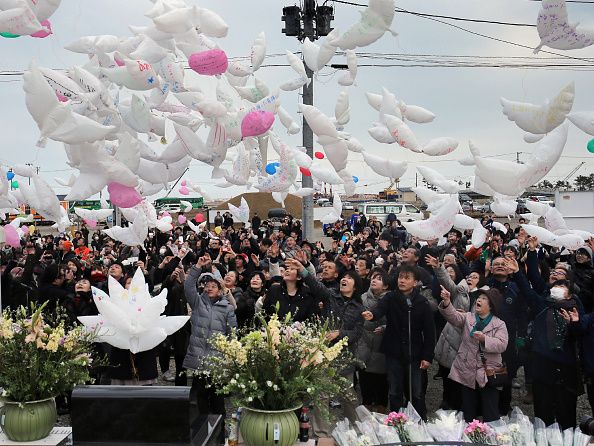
4, 225, 20, 248
195, 214, 205, 223
161, 211, 170, 217
178, 215, 187, 225
56, 91, 69, 102
179, 186, 190, 195
85, 219, 98, 229
241, 110, 275, 138
31, 20, 52, 38
114, 57, 125, 67
107, 182, 143, 208
188, 49, 228, 76
181, 180, 187, 186
20, 225, 28, 233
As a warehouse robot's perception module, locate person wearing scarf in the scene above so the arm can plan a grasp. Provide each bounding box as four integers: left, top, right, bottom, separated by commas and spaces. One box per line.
438, 287, 508, 423
513, 240, 584, 430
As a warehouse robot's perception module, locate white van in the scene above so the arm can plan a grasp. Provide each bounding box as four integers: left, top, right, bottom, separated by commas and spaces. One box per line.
360, 202, 424, 224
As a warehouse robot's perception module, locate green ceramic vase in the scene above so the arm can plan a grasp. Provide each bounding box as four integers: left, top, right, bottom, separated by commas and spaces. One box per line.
0, 397, 57, 441
240, 406, 300, 446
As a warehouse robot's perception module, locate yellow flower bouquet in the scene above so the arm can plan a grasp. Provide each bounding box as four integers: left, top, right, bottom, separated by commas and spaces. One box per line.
202, 314, 354, 415
0, 304, 96, 402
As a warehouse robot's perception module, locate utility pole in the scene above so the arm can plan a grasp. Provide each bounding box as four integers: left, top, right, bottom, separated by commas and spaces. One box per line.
282, 0, 333, 241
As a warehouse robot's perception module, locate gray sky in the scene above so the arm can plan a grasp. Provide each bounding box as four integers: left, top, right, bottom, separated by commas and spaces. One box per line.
2, 0, 594, 200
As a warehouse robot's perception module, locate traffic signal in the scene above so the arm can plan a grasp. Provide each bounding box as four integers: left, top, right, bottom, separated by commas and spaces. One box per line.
316, 5, 334, 36
282, 6, 301, 36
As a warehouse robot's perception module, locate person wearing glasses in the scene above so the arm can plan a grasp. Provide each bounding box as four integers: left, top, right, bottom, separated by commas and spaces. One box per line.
570, 242, 594, 313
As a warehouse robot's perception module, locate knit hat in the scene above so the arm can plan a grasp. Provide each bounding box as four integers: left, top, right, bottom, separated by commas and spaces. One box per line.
479, 288, 503, 317
577, 246, 593, 258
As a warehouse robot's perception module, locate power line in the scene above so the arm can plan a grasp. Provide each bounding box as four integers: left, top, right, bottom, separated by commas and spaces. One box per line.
332, 0, 594, 64
332, 0, 536, 26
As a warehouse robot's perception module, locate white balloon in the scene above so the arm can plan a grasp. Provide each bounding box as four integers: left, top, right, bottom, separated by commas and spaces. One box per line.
195, 6, 229, 38
338, 50, 357, 86
292, 188, 315, 197
251, 32, 266, 71
102, 58, 160, 91
235, 77, 269, 103
291, 148, 313, 168
500, 82, 574, 135
78, 269, 189, 353
316, 28, 339, 69
403, 197, 458, 241
490, 196, 517, 217
277, 106, 300, 135
401, 104, 435, 124
524, 133, 545, 144
335, 90, 350, 126
535, 0, 594, 53
417, 166, 460, 194
422, 137, 459, 156
74, 207, 113, 222
228, 197, 250, 224
567, 111, 594, 136
471, 223, 488, 249
362, 151, 407, 179
302, 38, 320, 71
368, 124, 395, 144
330, 0, 396, 50
24, 62, 115, 146
309, 164, 344, 185
384, 114, 420, 152
299, 104, 338, 137
64, 35, 119, 54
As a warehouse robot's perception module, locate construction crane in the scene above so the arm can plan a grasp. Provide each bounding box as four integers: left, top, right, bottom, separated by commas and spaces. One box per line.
562, 162, 585, 184
378, 180, 400, 200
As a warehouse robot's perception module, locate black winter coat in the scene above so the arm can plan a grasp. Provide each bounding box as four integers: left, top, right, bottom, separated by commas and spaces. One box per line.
263, 281, 317, 322
371, 288, 436, 363
237, 288, 262, 328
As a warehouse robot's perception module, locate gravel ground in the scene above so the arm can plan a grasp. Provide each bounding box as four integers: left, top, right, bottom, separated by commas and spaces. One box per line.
57, 359, 593, 430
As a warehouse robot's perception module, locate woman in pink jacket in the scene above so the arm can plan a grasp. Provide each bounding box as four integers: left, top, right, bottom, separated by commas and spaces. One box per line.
438, 287, 508, 422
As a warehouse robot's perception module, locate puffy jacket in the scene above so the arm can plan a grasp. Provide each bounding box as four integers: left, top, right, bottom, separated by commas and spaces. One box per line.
573, 313, 594, 377
302, 273, 364, 354
371, 288, 436, 363
356, 289, 388, 373
572, 260, 593, 313
183, 266, 237, 370
439, 302, 508, 389
433, 266, 471, 368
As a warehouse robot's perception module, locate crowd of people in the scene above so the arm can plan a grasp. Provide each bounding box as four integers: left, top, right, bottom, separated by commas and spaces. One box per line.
1, 206, 594, 432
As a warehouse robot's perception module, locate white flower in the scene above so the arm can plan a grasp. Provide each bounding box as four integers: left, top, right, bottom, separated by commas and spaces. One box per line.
266, 380, 273, 387
240, 384, 245, 389
273, 384, 279, 391
230, 379, 237, 385
235, 373, 239, 379
306, 387, 312, 393
247, 397, 253, 402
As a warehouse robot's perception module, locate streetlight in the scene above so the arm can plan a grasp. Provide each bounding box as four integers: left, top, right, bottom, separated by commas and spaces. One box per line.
281, 0, 334, 241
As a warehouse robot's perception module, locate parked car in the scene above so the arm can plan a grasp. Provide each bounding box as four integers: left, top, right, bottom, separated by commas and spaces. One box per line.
529, 195, 554, 207
474, 202, 491, 213
461, 202, 473, 212
320, 202, 333, 207
459, 193, 474, 208
342, 201, 354, 210
316, 198, 330, 206
360, 202, 424, 223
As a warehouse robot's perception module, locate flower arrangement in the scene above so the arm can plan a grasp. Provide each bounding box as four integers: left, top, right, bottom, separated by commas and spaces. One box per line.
464, 419, 491, 444
384, 412, 411, 443
0, 304, 97, 402
201, 314, 353, 416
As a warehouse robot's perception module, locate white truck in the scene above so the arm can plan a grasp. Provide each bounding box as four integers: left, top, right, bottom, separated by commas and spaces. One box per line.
554, 190, 594, 232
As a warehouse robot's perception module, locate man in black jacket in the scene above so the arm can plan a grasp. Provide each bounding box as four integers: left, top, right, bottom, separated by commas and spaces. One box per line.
362, 265, 435, 419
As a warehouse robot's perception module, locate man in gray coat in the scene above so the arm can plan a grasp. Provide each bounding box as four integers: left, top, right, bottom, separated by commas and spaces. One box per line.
184, 255, 237, 420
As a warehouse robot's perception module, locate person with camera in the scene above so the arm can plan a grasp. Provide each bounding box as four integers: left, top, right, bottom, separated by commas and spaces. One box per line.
438, 286, 508, 422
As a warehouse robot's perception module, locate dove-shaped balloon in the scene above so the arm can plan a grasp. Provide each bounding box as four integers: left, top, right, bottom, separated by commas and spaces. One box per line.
500, 82, 574, 135
78, 268, 190, 354
103, 213, 148, 247
535, 0, 594, 53
337, 50, 357, 87
362, 151, 408, 179
280, 51, 310, 91
330, 0, 396, 50
403, 196, 458, 241
23, 62, 115, 147
417, 166, 460, 194
320, 193, 343, 224
228, 197, 250, 225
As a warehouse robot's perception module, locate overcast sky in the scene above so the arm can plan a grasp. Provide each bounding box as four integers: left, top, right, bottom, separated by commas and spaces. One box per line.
2, 0, 594, 200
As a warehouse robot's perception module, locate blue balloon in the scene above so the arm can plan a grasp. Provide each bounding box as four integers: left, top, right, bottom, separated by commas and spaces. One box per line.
352, 176, 359, 183
6, 171, 14, 181
265, 163, 277, 175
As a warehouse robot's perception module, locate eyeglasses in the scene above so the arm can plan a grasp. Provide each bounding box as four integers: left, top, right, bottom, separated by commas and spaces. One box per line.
551, 270, 567, 277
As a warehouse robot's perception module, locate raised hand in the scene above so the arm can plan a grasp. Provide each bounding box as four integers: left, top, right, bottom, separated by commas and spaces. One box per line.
425, 254, 439, 268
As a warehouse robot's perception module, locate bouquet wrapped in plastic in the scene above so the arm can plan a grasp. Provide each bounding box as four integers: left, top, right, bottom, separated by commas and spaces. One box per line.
426, 409, 465, 442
